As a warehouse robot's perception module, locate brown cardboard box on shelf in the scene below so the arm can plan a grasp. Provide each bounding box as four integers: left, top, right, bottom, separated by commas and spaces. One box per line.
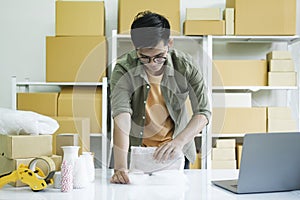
118, 0, 180, 34
268, 72, 297, 86
55, 133, 79, 156
0, 134, 52, 159
212, 148, 236, 160
0, 155, 62, 187
226, 0, 296, 35
186, 8, 222, 20
46, 36, 107, 82
267, 107, 293, 120
183, 20, 225, 36
236, 144, 243, 169
267, 119, 297, 133
57, 87, 101, 133
216, 139, 236, 148
212, 107, 267, 134
212, 93, 252, 108
56, 1, 105, 36
213, 60, 267, 86
267, 51, 293, 60
223, 8, 234, 35
52, 117, 90, 154
269, 60, 294, 72
17, 93, 58, 116
212, 160, 237, 169
189, 153, 201, 169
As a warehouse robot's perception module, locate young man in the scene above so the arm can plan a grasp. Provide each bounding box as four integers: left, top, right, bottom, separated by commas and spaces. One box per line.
110, 11, 211, 184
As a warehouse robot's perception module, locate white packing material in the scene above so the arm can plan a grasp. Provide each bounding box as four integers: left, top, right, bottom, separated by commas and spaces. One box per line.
129, 146, 184, 174
0, 108, 59, 135
127, 170, 188, 199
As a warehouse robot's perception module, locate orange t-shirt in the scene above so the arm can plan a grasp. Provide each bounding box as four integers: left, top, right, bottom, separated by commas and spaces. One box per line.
142, 72, 174, 147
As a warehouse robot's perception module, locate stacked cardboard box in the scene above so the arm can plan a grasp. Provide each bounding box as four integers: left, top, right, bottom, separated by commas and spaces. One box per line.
212, 139, 237, 169
118, 0, 180, 34
267, 107, 297, 133
236, 143, 243, 169
212, 93, 252, 108
47, 1, 107, 82
17, 93, 59, 116
52, 116, 90, 155
223, 8, 234, 35
226, 0, 296, 35
267, 51, 297, 86
213, 60, 268, 86
46, 2, 106, 139
184, 8, 225, 36
212, 107, 267, 134
0, 134, 62, 187
189, 152, 201, 169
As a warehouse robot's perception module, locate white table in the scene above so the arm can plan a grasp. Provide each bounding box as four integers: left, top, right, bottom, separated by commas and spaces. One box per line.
1, 169, 300, 200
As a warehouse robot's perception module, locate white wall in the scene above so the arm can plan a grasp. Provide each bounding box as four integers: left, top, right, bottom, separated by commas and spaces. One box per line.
0, 0, 299, 108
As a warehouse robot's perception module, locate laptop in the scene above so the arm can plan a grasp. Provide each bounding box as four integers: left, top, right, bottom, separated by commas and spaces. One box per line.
212, 132, 300, 194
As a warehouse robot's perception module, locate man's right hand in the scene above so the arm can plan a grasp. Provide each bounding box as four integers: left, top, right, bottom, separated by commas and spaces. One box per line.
110, 170, 130, 184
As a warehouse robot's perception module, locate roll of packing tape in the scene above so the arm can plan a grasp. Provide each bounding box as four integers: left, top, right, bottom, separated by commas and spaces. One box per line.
28, 156, 56, 180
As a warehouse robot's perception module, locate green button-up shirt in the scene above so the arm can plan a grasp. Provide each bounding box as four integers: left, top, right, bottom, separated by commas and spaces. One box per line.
110, 49, 211, 162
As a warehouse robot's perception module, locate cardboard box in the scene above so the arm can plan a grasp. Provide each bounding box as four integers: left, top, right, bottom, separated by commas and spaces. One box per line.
46, 36, 107, 82
212, 148, 236, 160
213, 60, 267, 86
212, 93, 252, 107
212, 107, 267, 134
184, 20, 225, 36
267, 51, 293, 60
118, 0, 180, 34
267, 107, 293, 120
226, 0, 296, 35
0, 135, 52, 159
55, 134, 79, 156
186, 8, 222, 20
224, 8, 234, 35
236, 144, 243, 169
268, 119, 297, 133
52, 117, 90, 154
189, 153, 201, 169
216, 139, 236, 148
56, 1, 105, 36
0, 155, 62, 187
17, 93, 58, 116
57, 87, 102, 133
212, 160, 237, 169
269, 60, 294, 72
268, 72, 297, 86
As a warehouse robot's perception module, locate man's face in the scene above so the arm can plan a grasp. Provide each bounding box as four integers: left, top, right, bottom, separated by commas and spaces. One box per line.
136, 40, 168, 76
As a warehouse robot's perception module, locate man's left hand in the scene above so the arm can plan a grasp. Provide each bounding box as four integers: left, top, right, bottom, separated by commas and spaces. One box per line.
153, 139, 184, 162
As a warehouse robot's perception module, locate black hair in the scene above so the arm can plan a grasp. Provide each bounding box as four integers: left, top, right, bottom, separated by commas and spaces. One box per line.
130, 11, 171, 48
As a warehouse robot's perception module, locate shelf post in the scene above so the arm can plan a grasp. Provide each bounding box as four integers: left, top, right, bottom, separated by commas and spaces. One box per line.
102, 77, 108, 171
202, 35, 213, 169
11, 76, 17, 110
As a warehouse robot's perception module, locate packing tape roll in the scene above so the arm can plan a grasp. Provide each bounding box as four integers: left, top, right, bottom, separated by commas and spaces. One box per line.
28, 156, 56, 180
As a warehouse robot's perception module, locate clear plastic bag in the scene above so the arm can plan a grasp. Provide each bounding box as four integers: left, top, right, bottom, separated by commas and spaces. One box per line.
0, 108, 59, 135
129, 146, 184, 174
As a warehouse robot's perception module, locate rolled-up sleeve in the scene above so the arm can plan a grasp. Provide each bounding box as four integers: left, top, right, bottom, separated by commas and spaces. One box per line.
186, 60, 211, 123
110, 64, 133, 118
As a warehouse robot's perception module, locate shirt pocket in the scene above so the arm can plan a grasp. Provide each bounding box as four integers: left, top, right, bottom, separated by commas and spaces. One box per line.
172, 91, 189, 111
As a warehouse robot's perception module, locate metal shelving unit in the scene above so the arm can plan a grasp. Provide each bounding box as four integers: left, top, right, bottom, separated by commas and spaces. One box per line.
11, 76, 109, 170
206, 35, 300, 169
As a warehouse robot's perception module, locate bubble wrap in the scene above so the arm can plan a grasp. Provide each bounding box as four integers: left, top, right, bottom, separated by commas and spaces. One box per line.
129, 146, 184, 174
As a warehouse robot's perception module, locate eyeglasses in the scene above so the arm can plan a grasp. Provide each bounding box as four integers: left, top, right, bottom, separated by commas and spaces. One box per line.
136, 46, 169, 64
138, 55, 167, 64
